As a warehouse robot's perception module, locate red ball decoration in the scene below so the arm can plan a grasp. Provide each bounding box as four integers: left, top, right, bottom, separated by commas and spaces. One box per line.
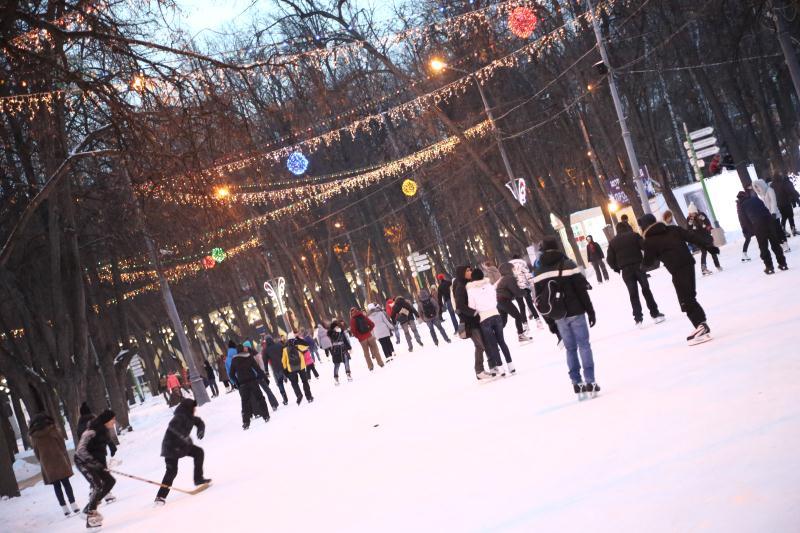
508, 6, 538, 39
202, 256, 216, 269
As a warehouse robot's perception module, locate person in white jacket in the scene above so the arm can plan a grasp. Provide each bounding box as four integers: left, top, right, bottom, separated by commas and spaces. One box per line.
509, 254, 543, 329
316, 323, 333, 358
753, 179, 790, 252
367, 304, 395, 361
466, 268, 514, 375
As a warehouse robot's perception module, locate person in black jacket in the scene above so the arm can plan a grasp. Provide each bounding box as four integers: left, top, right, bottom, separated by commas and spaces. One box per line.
390, 296, 424, 351
263, 336, 289, 405
533, 237, 598, 397
772, 174, 799, 236
736, 191, 754, 262
74, 409, 116, 528
436, 274, 459, 333
154, 399, 210, 504
606, 222, 664, 326
639, 214, 712, 345
228, 346, 270, 429
453, 265, 493, 380
686, 206, 722, 274
737, 190, 787, 274
496, 262, 530, 340
203, 359, 218, 398
586, 235, 609, 283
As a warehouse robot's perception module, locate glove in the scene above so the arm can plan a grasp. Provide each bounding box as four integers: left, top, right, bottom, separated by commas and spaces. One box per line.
197, 427, 205, 440
588, 313, 596, 328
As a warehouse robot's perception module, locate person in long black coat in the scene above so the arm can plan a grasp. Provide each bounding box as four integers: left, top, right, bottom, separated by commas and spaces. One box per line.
738, 190, 787, 273
154, 399, 210, 503
229, 347, 270, 429
586, 236, 609, 283
772, 174, 800, 235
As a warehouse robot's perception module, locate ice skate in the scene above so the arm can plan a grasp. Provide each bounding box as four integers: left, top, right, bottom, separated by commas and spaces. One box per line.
103, 493, 116, 504
782, 242, 791, 253
71, 502, 81, 514
653, 314, 666, 324
517, 333, 532, 343
86, 511, 102, 529
521, 322, 529, 333
573, 383, 587, 401
584, 383, 601, 398
778, 264, 789, 271
635, 320, 644, 329
334, 377, 340, 386
154, 497, 166, 507
716, 265, 723, 272
347, 373, 353, 382
61, 504, 71, 517
687, 323, 712, 346
765, 267, 775, 275
741, 252, 751, 262
507, 362, 516, 374
476, 370, 496, 381
242, 421, 250, 430
701, 267, 712, 276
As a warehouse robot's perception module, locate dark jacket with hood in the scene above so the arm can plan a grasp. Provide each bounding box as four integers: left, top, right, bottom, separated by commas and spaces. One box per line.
161, 399, 205, 459
641, 220, 712, 273
532, 250, 595, 319
496, 263, 525, 301
586, 241, 604, 262
606, 223, 645, 272
74, 410, 116, 467
772, 175, 800, 209
738, 192, 775, 235
327, 324, 351, 364
229, 351, 265, 386
390, 296, 418, 324
453, 266, 481, 332
437, 278, 453, 308
262, 336, 284, 371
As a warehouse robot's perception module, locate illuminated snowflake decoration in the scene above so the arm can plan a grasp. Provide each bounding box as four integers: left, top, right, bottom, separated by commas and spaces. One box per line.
508, 7, 538, 39
286, 151, 309, 175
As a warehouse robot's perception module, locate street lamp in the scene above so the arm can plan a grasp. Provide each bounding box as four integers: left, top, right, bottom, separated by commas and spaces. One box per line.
214, 185, 230, 200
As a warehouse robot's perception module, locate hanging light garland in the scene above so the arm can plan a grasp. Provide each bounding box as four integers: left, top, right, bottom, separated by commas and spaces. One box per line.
401, 179, 418, 197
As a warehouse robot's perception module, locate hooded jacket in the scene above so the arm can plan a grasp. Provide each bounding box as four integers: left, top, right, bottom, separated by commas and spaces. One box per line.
282, 338, 310, 372
416, 289, 440, 323
316, 324, 333, 350
606, 223, 646, 271
390, 297, 418, 324
466, 271, 500, 322
532, 250, 594, 319
29, 414, 73, 484
452, 265, 480, 325
161, 399, 205, 459
586, 240, 605, 262
752, 179, 778, 216
349, 309, 375, 341
738, 192, 774, 235
496, 263, 525, 301
367, 305, 393, 338
263, 336, 284, 370
641, 221, 712, 273
74, 411, 116, 467
436, 278, 453, 308
229, 352, 264, 386
327, 325, 351, 364
772, 175, 800, 209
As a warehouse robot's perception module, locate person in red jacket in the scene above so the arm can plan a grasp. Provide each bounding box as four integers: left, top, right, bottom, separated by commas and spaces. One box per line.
385, 298, 401, 345
349, 307, 384, 371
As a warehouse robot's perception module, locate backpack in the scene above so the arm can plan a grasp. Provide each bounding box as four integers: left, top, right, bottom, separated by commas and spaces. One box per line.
421, 298, 437, 320
534, 259, 567, 321
354, 314, 372, 334
287, 344, 302, 370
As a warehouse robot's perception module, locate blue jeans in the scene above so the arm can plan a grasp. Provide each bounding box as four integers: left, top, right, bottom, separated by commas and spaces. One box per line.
480, 314, 511, 368
333, 355, 351, 378
442, 299, 459, 331
555, 314, 595, 384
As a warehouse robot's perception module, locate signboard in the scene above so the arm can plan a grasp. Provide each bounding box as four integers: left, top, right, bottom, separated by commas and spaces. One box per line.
695, 146, 720, 159
407, 252, 431, 274
689, 126, 714, 140
692, 137, 718, 150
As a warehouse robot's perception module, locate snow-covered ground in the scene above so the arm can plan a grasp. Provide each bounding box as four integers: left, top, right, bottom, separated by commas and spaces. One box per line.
3, 242, 799, 532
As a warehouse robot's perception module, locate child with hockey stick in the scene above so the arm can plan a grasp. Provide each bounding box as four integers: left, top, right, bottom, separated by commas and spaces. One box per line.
154, 399, 210, 505
74, 409, 117, 529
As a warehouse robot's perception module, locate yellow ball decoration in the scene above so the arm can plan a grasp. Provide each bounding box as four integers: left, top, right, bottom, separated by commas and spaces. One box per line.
401, 179, 418, 197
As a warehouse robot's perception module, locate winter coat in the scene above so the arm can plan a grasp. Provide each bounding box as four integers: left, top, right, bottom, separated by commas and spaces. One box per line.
641, 222, 712, 274
367, 306, 393, 339
263, 338, 284, 370
753, 179, 778, 216
606, 224, 646, 272
453, 266, 481, 333
74, 419, 115, 467
216, 357, 229, 382
303, 349, 314, 366
229, 352, 264, 386
316, 325, 333, 350
586, 241, 604, 262
736, 194, 754, 238
496, 263, 525, 301
508, 258, 533, 290
253, 349, 266, 372
166, 373, 181, 391
390, 297, 418, 324
327, 328, 351, 364
466, 278, 500, 322
772, 176, 800, 209
28, 414, 73, 484
687, 211, 713, 235
481, 263, 502, 284
349, 311, 375, 341
739, 194, 775, 235
416, 289, 440, 323
203, 360, 216, 383
225, 346, 238, 377
532, 250, 595, 319
436, 279, 453, 308
282, 339, 310, 372
161, 399, 205, 459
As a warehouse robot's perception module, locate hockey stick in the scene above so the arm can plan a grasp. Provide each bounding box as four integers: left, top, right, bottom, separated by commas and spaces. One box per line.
107, 469, 211, 495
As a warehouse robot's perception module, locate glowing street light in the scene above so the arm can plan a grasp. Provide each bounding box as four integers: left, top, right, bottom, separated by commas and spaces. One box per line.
430, 58, 447, 72
608, 200, 620, 213
214, 186, 231, 200
334, 222, 342, 229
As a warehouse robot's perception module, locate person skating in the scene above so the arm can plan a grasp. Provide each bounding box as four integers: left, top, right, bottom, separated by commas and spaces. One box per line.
301, 337, 320, 379
753, 179, 790, 253
229, 345, 270, 429
302, 329, 321, 363
586, 235, 610, 283
282, 333, 314, 404
496, 262, 531, 342
686, 204, 722, 274
203, 359, 219, 398
532, 237, 599, 398
639, 213, 713, 345
263, 335, 289, 405
436, 273, 460, 333
349, 307, 385, 370
29, 413, 81, 516
509, 254, 542, 327
736, 191, 754, 262
385, 298, 402, 344
248, 341, 279, 412
466, 268, 514, 375
737, 190, 788, 274
453, 265, 493, 380
154, 399, 210, 505
74, 409, 117, 528
390, 296, 424, 351
165, 370, 183, 406
316, 323, 333, 359
480, 259, 502, 284
367, 303, 395, 362
76, 403, 118, 506
417, 288, 451, 345
771, 173, 800, 236
328, 320, 353, 385
216, 355, 231, 393
606, 222, 665, 327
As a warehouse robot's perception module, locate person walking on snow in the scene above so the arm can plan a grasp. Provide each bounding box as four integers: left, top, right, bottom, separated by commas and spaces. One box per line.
316, 323, 333, 359
436, 273, 460, 333
74, 410, 117, 529
736, 191, 755, 262
390, 296, 424, 351
302, 329, 321, 363
367, 303, 395, 362
639, 213, 713, 345
349, 307, 385, 370
328, 320, 353, 385
509, 254, 542, 327
229, 345, 271, 429
216, 355, 231, 392
154, 399, 210, 505
533, 237, 599, 398
202, 359, 219, 398
586, 236, 609, 283
771, 173, 799, 236
606, 222, 665, 327
737, 190, 788, 274
753, 179, 790, 253
686, 204, 722, 275
282, 333, 315, 404
466, 268, 514, 376
263, 335, 289, 405
248, 341, 279, 412
29, 413, 81, 516
417, 288, 451, 345
301, 336, 320, 379
496, 262, 531, 342
453, 265, 492, 380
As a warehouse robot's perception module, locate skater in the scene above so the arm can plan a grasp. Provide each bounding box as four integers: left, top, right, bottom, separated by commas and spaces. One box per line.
639, 214, 713, 345
385, 298, 402, 344
165, 370, 183, 405
466, 267, 514, 375
453, 265, 493, 380
686, 204, 722, 274
74, 409, 117, 528
753, 179, 790, 253
367, 303, 395, 361
509, 254, 542, 326
302, 338, 320, 379
349, 307, 385, 370
263, 335, 289, 405
282, 333, 314, 404
249, 341, 279, 411
216, 355, 231, 392
29, 413, 80, 516
417, 288, 451, 345
496, 262, 530, 341
302, 329, 321, 363
737, 190, 787, 274
203, 359, 219, 398
390, 296, 424, 351
736, 191, 754, 262
316, 323, 332, 359
154, 399, 210, 505
76, 402, 117, 507
436, 273, 460, 332
586, 235, 609, 283
532, 237, 599, 397
606, 222, 665, 327
328, 320, 352, 385
772, 174, 799, 236
228, 345, 270, 429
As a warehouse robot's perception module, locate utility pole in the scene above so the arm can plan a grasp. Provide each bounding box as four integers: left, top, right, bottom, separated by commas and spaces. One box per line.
586, 0, 652, 215
773, 0, 800, 105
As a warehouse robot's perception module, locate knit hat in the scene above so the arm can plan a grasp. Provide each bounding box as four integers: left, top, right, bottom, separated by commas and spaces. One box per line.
243, 340, 253, 349
436, 273, 445, 281
95, 409, 116, 426
79, 402, 92, 416
687, 202, 698, 215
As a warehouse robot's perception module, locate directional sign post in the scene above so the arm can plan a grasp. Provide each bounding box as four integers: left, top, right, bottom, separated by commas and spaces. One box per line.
407, 252, 432, 289
683, 123, 724, 242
